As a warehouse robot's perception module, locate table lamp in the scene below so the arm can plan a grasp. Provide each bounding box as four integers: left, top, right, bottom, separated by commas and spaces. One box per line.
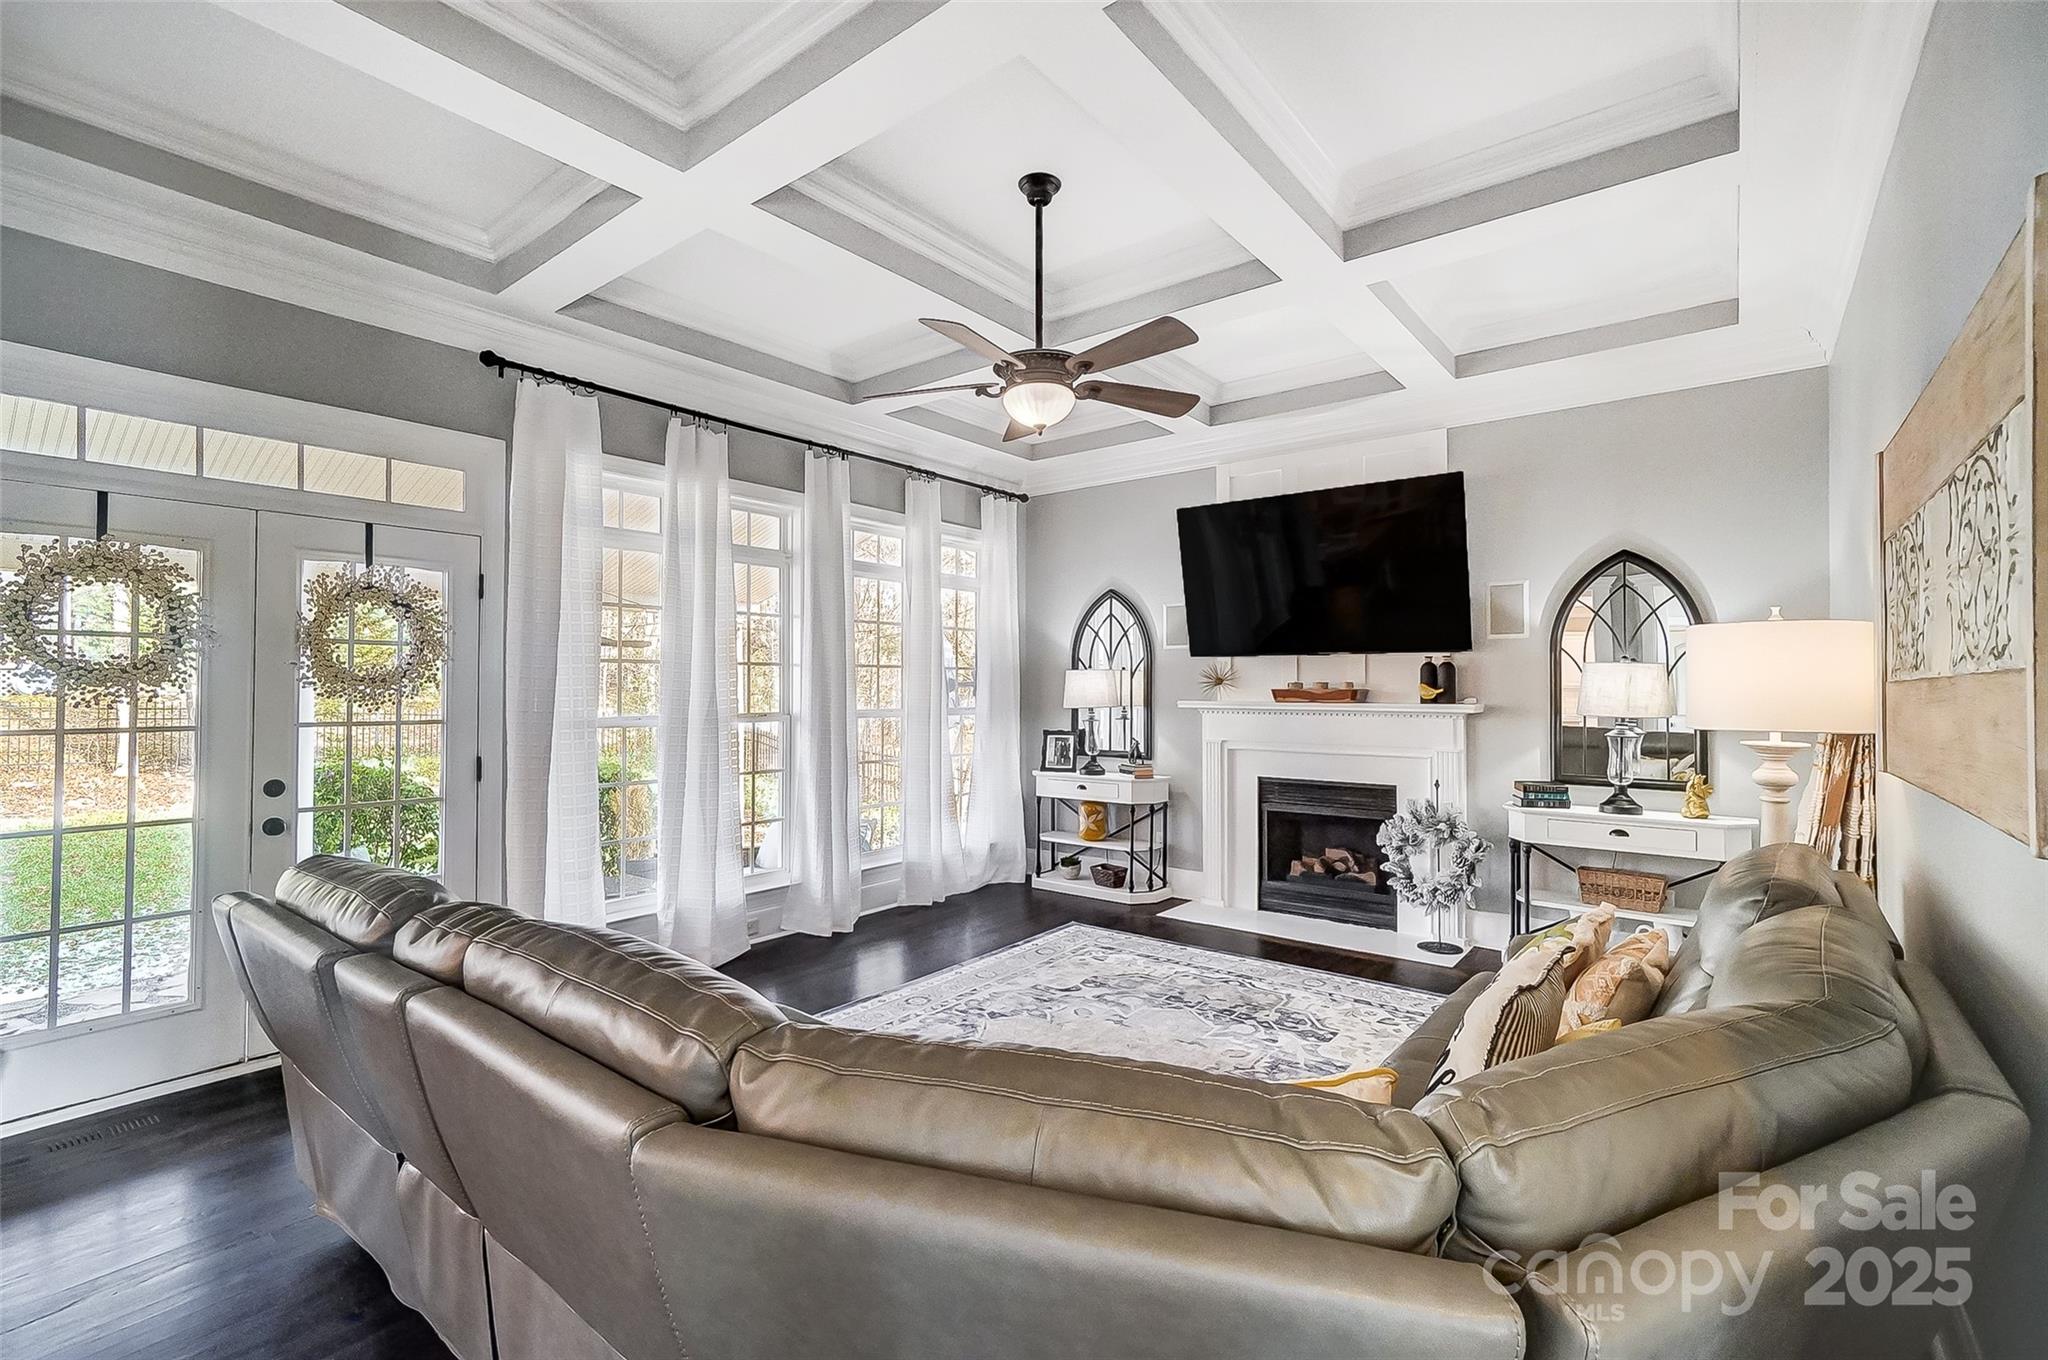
1575, 661, 1676, 815
1063, 668, 1122, 775
1684, 609, 1877, 845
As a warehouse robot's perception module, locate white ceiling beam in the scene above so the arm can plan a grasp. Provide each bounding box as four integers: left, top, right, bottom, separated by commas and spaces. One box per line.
1027, 4, 1453, 391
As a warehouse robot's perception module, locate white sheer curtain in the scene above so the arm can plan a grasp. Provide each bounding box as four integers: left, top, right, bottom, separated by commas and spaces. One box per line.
783, 451, 861, 936
899, 475, 965, 906
655, 419, 749, 964
505, 380, 607, 925
963, 492, 1026, 884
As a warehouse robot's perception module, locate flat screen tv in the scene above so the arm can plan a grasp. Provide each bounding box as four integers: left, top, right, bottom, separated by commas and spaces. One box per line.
1176, 472, 1472, 656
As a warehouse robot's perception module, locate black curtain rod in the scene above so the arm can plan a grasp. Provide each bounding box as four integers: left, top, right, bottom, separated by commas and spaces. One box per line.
477, 350, 1027, 503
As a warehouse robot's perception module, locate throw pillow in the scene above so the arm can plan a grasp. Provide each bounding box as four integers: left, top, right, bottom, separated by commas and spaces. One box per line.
1555, 1018, 1624, 1045
1605, 925, 1673, 973
1426, 937, 1575, 1094
1559, 952, 1667, 1033
1293, 1066, 1398, 1105
1513, 905, 1616, 985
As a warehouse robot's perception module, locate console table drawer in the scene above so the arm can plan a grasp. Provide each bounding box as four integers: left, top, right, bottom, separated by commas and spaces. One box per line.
1035, 773, 1167, 804
1538, 816, 1700, 856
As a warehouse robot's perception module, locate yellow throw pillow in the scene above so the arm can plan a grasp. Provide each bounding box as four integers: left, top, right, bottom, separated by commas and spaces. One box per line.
1559, 953, 1666, 1033
1556, 1018, 1624, 1045
1427, 937, 1576, 1094
1294, 1066, 1398, 1105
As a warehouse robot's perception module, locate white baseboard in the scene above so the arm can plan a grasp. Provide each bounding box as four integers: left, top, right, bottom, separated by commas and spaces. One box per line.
1, 1053, 282, 1139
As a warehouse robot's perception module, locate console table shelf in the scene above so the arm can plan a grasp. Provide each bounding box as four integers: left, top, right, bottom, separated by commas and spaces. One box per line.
1033, 771, 1172, 905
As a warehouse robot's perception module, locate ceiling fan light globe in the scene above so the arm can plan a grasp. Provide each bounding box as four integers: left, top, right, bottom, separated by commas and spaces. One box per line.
1001, 378, 1075, 433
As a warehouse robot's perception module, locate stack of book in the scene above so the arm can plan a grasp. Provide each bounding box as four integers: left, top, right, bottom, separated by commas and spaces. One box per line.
1513, 781, 1573, 809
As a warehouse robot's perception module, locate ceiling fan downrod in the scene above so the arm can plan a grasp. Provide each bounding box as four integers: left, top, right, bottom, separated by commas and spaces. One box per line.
1018, 172, 1061, 350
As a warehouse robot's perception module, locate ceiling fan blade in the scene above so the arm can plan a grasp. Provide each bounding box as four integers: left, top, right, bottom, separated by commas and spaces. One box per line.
1065, 316, 1198, 375
921, 319, 1021, 368
1001, 418, 1037, 443
1076, 381, 1199, 419
857, 382, 995, 402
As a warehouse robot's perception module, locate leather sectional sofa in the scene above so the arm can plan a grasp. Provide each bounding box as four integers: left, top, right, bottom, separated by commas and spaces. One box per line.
211, 845, 2026, 1360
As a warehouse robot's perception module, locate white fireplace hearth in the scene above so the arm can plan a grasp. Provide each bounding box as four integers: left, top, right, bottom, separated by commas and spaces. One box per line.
1162, 699, 1485, 963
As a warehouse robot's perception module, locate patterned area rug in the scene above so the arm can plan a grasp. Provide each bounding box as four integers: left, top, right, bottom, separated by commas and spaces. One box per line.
826, 923, 1441, 1082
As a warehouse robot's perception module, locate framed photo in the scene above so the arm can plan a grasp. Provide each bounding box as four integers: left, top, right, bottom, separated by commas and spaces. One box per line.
1040, 728, 1079, 773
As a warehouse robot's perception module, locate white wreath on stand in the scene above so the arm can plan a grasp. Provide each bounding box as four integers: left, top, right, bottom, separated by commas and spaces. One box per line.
0, 539, 203, 702
295, 565, 448, 703
1377, 795, 1489, 945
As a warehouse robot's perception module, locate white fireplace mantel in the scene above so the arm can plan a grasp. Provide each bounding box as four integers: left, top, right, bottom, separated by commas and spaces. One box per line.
1176, 699, 1485, 943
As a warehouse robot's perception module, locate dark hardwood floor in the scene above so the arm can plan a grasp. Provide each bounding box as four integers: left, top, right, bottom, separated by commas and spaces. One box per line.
0, 884, 1496, 1360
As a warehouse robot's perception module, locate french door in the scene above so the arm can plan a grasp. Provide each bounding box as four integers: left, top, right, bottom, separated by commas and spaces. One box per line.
250, 513, 481, 900
1, 494, 481, 1121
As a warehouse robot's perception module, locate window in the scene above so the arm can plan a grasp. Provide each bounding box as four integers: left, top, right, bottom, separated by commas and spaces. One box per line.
0, 392, 466, 511
1, 532, 202, 1035
732, 504, 791, 879
598, 480, 661, 903
853, 526, 904, 856
941, 538, 979, 824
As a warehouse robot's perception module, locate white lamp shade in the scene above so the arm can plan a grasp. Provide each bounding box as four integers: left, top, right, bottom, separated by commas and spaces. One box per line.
1576, 661, 1676, 720
1685, 614, 1877, 734
1063, 668, 1122, 709
1001, 379, 1076, 432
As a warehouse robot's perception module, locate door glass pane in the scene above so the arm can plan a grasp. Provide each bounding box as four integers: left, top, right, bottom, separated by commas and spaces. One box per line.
294, 560, 447, 877
0, 532, 200, 1035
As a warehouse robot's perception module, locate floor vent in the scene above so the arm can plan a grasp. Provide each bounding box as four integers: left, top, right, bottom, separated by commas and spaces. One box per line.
43, 1112, 161, 1153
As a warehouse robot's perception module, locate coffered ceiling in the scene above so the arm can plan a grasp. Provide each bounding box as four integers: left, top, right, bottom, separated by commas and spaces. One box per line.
0, 1, 1934, 494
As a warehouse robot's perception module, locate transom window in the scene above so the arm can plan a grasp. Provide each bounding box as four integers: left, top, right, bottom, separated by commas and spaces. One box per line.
853, 526, 905, 857
1, 392, 466, 511
1, 532, 201, 1035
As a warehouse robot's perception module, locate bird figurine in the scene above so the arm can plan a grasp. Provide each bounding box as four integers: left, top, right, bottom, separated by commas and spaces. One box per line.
1681, 772, 1714, 820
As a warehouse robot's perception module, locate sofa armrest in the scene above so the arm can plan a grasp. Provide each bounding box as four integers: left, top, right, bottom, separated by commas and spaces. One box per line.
632, 1122, 1526, 1360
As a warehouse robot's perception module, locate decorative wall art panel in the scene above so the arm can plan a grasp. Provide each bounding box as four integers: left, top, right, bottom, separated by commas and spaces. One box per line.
1877, 174, 2048, 856
1883, 402, 2032, 682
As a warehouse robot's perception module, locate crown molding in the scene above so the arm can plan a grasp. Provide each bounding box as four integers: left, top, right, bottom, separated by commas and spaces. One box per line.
1339, 53, 1736, 227
0, 146, 1026, 490
458, 1, 866, 134
3, 76, 598, 265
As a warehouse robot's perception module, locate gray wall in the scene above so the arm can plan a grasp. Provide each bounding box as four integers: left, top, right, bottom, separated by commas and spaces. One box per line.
1023, 368, 1832, 920
1825, 5, 2048, 1356
0, 229, 979, 526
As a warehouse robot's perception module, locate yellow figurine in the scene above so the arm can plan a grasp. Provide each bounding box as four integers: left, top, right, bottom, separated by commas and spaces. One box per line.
1681, 772, 1714, 819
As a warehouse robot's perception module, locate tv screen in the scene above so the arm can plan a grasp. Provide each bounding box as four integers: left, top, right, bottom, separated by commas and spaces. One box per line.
1176, 472, 1473, 656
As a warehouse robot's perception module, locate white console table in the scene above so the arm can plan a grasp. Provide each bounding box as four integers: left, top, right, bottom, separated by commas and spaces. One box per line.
1504, 801, 1759, 943
1033, 771, 1172, 905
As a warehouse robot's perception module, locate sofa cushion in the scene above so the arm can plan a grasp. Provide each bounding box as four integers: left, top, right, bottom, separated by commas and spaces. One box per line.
1690, 843, 1843, 981
393, 901, 526, 985
275, 855, 452, 951
1416, 900, 1914, 1254
730, 1025, 1459, 1252
455, 918, 785, 1121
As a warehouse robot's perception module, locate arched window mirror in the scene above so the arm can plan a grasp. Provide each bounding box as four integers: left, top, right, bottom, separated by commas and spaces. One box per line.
1070, 590, 1152, 760
1551, 552, 1707, 790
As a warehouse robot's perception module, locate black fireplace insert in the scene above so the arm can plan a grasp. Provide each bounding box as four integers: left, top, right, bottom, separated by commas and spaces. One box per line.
1257, 777, 1399, 929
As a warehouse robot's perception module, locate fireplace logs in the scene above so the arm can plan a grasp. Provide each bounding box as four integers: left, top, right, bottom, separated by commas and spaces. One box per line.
1286, 847, 1379, 885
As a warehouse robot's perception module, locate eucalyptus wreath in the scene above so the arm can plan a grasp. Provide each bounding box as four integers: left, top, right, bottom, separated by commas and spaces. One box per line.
1376, 798, 1490, 919
296, 566, 448, 704
0, 539, 202, 702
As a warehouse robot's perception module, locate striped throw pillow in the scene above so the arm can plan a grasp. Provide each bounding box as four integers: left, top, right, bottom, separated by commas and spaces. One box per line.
1425, 937, 1575, 1095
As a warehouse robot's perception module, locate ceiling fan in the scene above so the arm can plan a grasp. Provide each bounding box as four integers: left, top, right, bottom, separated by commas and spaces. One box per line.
860, 172, 1201, 441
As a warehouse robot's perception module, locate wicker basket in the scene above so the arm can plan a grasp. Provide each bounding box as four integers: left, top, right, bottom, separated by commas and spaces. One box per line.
1090, 864, 1128, 890
1577, 865, 1667, 913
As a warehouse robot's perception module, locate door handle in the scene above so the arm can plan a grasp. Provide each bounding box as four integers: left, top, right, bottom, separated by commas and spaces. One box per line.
1608, 828, 1630, 838
261, 817, 288, 837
